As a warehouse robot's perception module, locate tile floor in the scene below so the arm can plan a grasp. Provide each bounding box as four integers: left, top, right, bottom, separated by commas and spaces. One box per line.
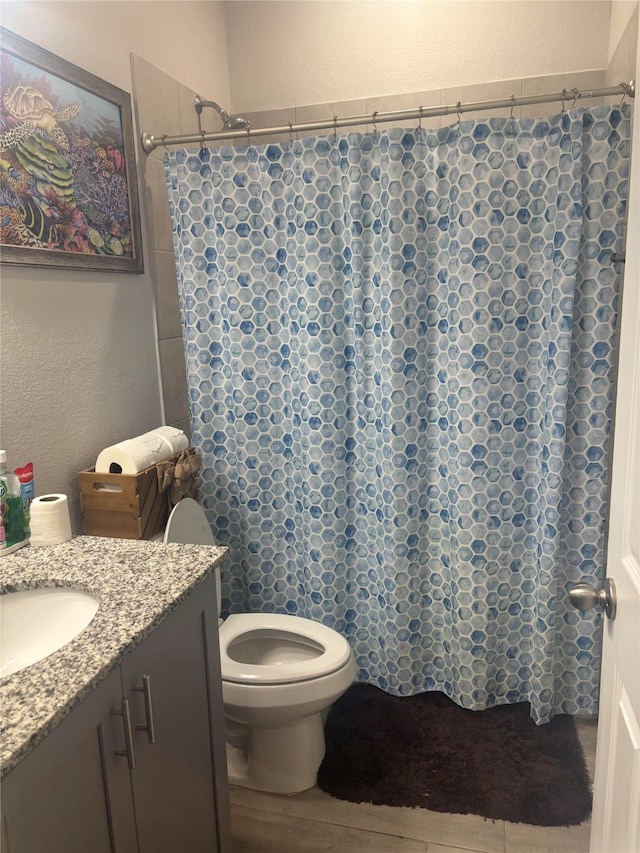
230, 716, 598, 853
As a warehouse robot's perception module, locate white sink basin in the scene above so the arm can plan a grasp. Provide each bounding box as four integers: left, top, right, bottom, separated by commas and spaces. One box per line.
0, 587, 99, 679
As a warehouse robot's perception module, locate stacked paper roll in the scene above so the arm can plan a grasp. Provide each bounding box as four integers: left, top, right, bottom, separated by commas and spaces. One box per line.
95, 427, 188, 475
30, 494, 72, 547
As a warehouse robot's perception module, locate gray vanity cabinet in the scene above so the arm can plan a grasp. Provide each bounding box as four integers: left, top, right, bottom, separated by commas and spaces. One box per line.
121, 572, 229, 853
1, 571, 232, 853
1, 666, 138, 853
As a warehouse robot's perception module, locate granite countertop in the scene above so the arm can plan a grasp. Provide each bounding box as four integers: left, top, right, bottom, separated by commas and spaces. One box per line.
0, 536, 228, 778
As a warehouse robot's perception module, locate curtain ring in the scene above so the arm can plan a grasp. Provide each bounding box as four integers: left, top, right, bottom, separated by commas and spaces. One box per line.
246, 125, 252, 144
456, 101, 462, 129
418, 105, 423, 133
288, 120, 294, 145
509, 94, 515, 121
372, 110, 378, 139
161, 134, 170, 155
561, 89, 567, 113
333, 114, 338, 142
200, 129, 207, 151
570, 87, 579, 109
619, 82, 629, 110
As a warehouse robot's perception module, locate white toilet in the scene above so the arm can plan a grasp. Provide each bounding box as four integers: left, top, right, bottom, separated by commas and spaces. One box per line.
165, 498, 357, 794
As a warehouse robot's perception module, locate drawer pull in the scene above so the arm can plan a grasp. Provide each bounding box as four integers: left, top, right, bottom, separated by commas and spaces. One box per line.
112, 697, 136, 769
134, 675, 157, 744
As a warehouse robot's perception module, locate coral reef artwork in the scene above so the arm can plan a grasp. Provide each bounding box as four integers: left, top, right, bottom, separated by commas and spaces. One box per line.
0, 34, 141, 269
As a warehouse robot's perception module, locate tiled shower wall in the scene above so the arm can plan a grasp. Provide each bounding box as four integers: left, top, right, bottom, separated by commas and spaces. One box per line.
240, 69, 608, 143
131, 8, 637, 429
131, 53, 227, 440
607, 3, 639, 90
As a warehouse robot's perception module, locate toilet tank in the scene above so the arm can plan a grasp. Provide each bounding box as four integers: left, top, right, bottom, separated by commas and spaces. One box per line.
164, 498, 222, 619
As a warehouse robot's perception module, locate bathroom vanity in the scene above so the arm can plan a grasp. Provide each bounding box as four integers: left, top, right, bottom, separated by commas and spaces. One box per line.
0, 537, 232, 853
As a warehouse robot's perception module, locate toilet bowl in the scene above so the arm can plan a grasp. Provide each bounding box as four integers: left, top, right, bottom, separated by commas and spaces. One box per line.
165, 498, 357, 794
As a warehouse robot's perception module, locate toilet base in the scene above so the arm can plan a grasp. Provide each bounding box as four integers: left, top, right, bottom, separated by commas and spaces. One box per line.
226, 712, 326, 794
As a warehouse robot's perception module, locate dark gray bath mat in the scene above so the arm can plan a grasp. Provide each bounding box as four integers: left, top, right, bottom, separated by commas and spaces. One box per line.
317, 684, 592, 826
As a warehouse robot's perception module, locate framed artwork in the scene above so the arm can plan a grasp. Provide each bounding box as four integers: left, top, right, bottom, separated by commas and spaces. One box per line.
0, 27, 143, 273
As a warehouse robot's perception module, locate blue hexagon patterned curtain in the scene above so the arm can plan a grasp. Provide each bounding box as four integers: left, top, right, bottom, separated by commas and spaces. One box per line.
164, 105, 630, 723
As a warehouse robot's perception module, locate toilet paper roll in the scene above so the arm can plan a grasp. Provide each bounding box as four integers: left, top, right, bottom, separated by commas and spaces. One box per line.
30, 494, 72, 547
95, 427, 189, 475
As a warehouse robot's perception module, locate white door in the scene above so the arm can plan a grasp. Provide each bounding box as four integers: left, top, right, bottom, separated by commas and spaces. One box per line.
589, 32, 640, 853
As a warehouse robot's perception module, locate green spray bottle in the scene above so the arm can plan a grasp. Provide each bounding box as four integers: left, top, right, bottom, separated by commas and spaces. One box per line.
0, 450, 26, 550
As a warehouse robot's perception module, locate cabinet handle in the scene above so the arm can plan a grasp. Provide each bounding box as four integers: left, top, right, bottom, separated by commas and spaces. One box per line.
112, 697, 136, 769
134, 674, 156, 744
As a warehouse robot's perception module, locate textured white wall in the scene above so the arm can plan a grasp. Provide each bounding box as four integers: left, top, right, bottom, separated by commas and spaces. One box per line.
1, 1, 231, 98
224, 0, 612, 112
0, 2, 230, 531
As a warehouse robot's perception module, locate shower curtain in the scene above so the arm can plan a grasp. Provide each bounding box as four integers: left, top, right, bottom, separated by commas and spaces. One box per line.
165, 104, 630, 723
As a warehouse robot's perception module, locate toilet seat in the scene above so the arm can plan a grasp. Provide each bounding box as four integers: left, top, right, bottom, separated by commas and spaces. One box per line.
219, 613, 352, 685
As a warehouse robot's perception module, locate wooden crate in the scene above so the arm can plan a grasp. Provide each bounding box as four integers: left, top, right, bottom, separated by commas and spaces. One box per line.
78, 451, 185, 540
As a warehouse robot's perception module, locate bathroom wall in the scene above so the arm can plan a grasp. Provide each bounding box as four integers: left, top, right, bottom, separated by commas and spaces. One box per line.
220, 1, 637, 144
0, 1, 230, 531
224, 0, 612, 112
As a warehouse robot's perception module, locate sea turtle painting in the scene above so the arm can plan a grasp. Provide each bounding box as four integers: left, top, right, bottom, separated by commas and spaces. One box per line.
0, 38, 136, 261
0, 84, 79, 152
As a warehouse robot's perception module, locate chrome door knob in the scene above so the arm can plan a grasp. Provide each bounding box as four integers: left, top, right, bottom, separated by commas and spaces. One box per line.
569, 578, 617, 620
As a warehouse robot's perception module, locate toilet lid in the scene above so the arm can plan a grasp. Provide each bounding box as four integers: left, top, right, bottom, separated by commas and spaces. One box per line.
164, 498, 216, 546
219, 613, 353, 685
163, 498, 222, 621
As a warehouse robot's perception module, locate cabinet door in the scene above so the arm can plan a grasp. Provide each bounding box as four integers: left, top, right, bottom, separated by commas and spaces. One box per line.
121, 574, 227, 853
2, 667, 138, 853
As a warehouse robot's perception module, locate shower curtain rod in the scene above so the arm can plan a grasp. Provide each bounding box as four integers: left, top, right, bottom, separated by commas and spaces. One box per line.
141, 80, 635, 153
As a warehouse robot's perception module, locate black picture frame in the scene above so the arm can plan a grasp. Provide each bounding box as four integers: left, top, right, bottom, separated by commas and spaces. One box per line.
0, 27, 144, 273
